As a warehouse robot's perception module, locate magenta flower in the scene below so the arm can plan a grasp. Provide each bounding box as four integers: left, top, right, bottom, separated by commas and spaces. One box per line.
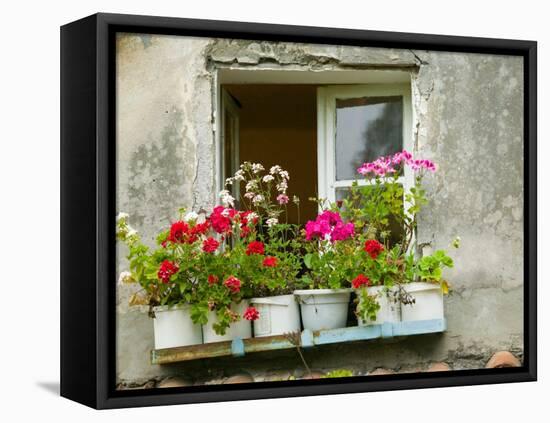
330, 221, 355, 242
318, 210, 342, 226
305, 210, 353, 242
305, 219, 332, 240
357, 150, 436, 177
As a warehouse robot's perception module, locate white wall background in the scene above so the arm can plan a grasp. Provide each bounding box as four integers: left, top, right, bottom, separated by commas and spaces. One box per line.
0, 0, 546, 421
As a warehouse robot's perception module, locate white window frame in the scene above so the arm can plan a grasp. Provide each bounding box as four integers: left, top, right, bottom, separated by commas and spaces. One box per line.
317, 84, 414, 204
220, 89, 241, 201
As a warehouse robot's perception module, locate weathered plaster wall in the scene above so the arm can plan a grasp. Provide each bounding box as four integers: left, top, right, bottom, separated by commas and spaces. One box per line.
116, 34, 215, 381
116, 33, 523, 385
412, 50, 524, 356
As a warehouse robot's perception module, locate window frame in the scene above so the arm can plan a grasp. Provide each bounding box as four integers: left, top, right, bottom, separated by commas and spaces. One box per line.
317, 83, 414, 204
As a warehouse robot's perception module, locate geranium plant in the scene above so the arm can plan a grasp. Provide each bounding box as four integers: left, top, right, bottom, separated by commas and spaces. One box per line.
298, 210, 358, 289
221, 162, 304, 298
116, 210, 210, 313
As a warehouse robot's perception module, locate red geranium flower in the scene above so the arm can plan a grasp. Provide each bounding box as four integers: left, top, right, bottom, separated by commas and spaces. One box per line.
246, 241, 265, 256
193, 220, 210, 236
202, 237, 219, 253
207, 274, 219, 285
364, 239, 384, 259
243, 306, 260, 321
157, 260, 179, 284
168, 221, 189, 243
352, 274, 371, 289
224, 276, 241, 293
240, 225, 251, 238
210, 206, 234, 234
262, 256, 278, 267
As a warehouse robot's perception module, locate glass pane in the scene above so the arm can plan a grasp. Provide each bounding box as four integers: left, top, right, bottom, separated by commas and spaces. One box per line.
335, 96, 403, 181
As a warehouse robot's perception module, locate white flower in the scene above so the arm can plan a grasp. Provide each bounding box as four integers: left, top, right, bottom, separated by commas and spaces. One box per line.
219, 190, 235, 207
244, 192, 255, 199
118, 271, 135, 285
266, 217, 278, 227
276, 180, 288, 192
252, 163, 264, 173
225, 177, 234, 185
279, 170, 290, 180
183, 211, 199, 222
116, 212, 129, 222
234, 170, 245, 181
252, 194, 264, 205
245, 180, 258, 191
270, 165, 282, 174
127, 227, 137, 237
262, 174, 275, 183
247, 212, 259, 221
292, 195, 300, 204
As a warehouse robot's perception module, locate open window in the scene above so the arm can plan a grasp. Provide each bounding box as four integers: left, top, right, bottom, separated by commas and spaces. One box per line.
218, 76, 413, 226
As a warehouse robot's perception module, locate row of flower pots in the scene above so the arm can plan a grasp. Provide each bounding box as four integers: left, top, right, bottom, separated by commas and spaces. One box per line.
152, 282, 444, 350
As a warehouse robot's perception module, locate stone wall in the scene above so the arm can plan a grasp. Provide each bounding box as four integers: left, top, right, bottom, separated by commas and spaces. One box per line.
115, 33, 523, 384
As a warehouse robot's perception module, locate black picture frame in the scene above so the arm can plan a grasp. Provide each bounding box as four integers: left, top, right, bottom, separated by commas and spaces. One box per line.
60, 12, 537, 409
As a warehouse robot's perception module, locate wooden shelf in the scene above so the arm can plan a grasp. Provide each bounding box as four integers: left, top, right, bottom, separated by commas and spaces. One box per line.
151, 319, 446, 364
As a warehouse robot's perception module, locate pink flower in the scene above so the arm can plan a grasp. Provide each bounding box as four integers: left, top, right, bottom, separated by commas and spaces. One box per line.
243, 306, 260, 321
277, 194, 289, 205
305, 210, 352, 242
358, 150, 436, 177
330, 221, 355, 242
306, 210, 355, 242
318, 210, 342, 226
305, 218, 332, 240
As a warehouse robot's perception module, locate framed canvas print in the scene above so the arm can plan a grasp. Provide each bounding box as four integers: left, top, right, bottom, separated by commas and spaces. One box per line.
60, 13, 537, 409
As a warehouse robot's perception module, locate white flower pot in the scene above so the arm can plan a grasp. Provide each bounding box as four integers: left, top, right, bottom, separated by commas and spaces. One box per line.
357, 285, 401, 326
400, 282, 444, 321
202, 300, 252, 343
250, 294, 301, 337
294, 289, 351, 331
152, 304, 203, 349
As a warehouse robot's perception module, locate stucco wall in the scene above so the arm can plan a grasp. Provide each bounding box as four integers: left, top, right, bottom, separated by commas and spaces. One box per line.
115, 33, 523, 384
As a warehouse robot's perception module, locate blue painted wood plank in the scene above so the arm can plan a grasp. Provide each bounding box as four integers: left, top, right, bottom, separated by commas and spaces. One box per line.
392, 319, 446, 336
312, 325, 382, 346
231, 338, 245, 357
301, 329, 314, 347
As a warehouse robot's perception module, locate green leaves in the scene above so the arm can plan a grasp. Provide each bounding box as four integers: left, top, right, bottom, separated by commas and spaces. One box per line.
304, 253, 313, 269
415, 250, 454, 284
355, 288, 381, 323
190, 302, 209, 325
